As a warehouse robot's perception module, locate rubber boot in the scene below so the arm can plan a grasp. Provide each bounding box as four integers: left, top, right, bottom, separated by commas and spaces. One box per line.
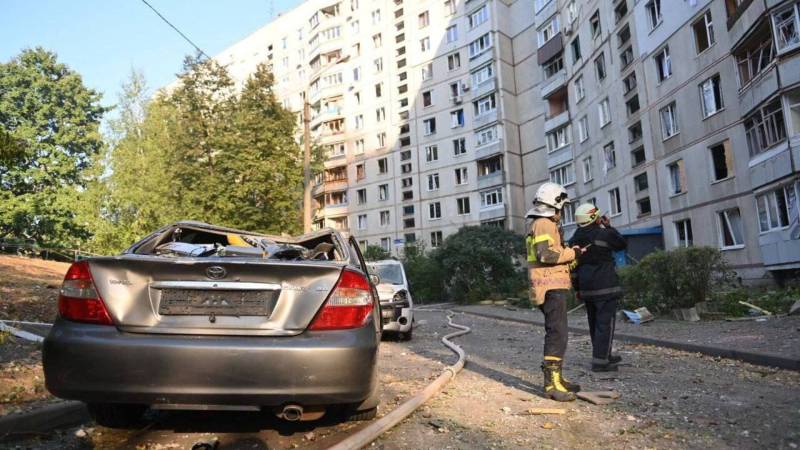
560, 373, 581, 393
541, 361, 577, 402
592, 360, 620, 372
609, 354, 622, 364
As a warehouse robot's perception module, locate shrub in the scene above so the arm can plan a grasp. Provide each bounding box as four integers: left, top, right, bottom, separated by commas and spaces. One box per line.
712, 287, 799, 316
618, 246, 736, 312
399, 240, 445, 304
363, 245, 391, 261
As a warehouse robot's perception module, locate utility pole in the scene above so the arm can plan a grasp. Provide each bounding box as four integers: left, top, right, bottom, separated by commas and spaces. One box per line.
303, 95, 312, 233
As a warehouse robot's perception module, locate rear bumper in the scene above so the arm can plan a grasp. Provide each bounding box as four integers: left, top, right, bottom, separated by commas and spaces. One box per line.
380, 302, 412, 333
43, 318, 379, 407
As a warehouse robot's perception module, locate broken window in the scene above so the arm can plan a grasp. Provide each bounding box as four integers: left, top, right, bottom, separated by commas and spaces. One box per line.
654, 47, 672, 83
709, 141, 733, 181
693, 10, 715, 54
772, 5, 800, 53
637, 197, 652, 216
700, 75, 724, 118
668, 160, 686, 195
718, 208, 744, 248
608, 188, 622, 216
675, 219, 693, 247
457, 197, 471, 215
735, 26, 774, 87
634, 173, 648, 192
744, 99, 786, 157
756, 185, 796, 232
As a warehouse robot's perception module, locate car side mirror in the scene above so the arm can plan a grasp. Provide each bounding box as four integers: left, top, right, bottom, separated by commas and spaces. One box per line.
369, 274, 381, 285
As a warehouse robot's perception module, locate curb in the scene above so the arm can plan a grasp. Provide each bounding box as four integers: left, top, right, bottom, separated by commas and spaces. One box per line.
451, 309, 800, 371
0, 401, 89, 436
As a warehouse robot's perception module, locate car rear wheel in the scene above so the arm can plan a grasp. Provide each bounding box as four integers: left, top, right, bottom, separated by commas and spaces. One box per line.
87, 403, 148, 429
344, 407, 377, 421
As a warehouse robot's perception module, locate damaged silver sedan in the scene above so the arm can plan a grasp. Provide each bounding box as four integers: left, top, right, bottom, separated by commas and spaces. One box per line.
43, 222, 382, 427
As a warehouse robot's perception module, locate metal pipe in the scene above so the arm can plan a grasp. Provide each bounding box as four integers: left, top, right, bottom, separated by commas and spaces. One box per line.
326, 311, 470, 450
283, 405, 304, 421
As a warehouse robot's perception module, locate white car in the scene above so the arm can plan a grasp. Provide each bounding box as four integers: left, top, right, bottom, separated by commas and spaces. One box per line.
368, 260, 414, 340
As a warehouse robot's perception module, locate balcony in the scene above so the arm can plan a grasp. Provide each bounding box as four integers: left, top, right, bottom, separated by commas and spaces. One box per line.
473, 109, 499, 129
479, 204, 506, 221
544, 110, 569, 133
469, 47, 495, 70
475, 139, 503, 160
477, 171, 504, 189
470, 77, 497, 99
739, 65, 778, 115
546, 143, 572, 169
779, 56, 800, 88
537, 33, 563, 65
310, 107, 343, 128
541, 70, 566, 99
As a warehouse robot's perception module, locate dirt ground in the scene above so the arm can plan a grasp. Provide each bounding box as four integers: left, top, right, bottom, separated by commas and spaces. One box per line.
0, 255, 70, 323
6, 310, 800, 449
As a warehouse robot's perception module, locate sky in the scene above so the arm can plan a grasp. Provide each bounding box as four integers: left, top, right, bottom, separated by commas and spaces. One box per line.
0, 0, 297, 112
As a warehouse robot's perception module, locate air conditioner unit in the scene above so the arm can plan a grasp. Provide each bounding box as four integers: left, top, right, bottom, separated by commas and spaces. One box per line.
452, 96, 462, 104
563, 24, 573, 35
461, 84, 470, 92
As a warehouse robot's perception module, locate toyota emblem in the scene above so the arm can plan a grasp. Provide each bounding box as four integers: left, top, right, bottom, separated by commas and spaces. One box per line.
205, 266, 227, 280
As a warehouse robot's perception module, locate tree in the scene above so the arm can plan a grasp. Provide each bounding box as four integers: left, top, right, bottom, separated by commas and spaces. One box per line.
0, 48, 107, 248
400, 240, 445, 304
363, 245, 391, 261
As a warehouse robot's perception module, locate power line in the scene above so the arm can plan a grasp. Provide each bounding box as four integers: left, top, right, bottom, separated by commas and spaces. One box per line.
139, 0, 211, 60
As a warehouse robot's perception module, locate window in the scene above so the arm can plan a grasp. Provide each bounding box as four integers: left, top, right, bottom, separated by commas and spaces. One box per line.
660, 103, 679, 139
469, 5, 489, 28
356, 165, 366, 181
431, 231, 443, 248
631, 147, 646, 166
451, 109, 465, 127
429, 202, 442, 219
549, 163, 575, 186
353, 67, 361, 81
457, 197, 471, 215
356, 187, 367, 204
645, 0, 662, 30
668, 160, 686, 195
475, 125, 498, 146
448, 53, 461, 70
423, 118, 437, 135
693, 11, 715, 54
590, 11, 601, 38
351, 20, 360, 33
404, 220, 415, 230
427, 173, 440, 190
710, 141, 733, 181
534, 0, 550, 12
282, 56, 289, 68
418, 11, 429, 27
481, 188, 504, 208
571, 37, 582, 63
376, 107, 386, 122
400, 136, 411, 147
614, 1, 628, 23
401, 163, 412, 174
609, 188, 622, 216
298, 49, 305, 60
379, 184, 389, 201
444, 0, 456, 15
735, 31, 774, 87
422, 90, 434, 107
380, 238, 390, 251
618, 25, 631, 47
449, 82, 462, 98
700, 75, 724, 118
575, 75, 585, 101
375, 82, 383, 98
675, 219, 693, 247
380, 211, 390, 226
620, 46, 634, 69
718, 208, 745, 248
629, 122, 643, 142
404, 190, 413, 200
425, 145, 439, 162
757, 185, 796, 232
469, 33, 493, 58
538, 16, 559, 47
354, 114, 364, 130
478, 156, 502, 176
373, 33, 382, 48
282, 37, 288, 49
772, 5, 800, 53
654, 47, 672, 83
378, 158, 389, 174
626, 95, 640, 116
547, 125, 571, 152
637, 198, 652, 216
374, 58, 383, 73
403, 205, 414, 216
355, 92, 362, 105
582, 157, 593, 182
598, 98, 611, 127
421, 37, 431, 52
623, 72, 637, 94
454, 138, 467, 155
298, 28, 304, 40
446, 25, 459, 43
357, 214, 367, 230
355, 139, 365, 154
595, 54, 606, 81
543, 56, 564, 79
566, 0, 577, 22
377, 132, 386, 148
372, 9, 381, 24
603, 142, 616, 170
422, 63, 434, 80
562, 203, 576, 225
455, 167, 468, 185
402, 177, 413, 188
634, 173, 648, 192
744, 99, 786, 157
578, 115, 589, 142
474, 93, 497, 116
472, 64, 494, 86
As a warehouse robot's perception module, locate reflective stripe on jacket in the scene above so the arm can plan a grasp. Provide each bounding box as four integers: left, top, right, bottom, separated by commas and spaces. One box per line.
526, 217, 576, 305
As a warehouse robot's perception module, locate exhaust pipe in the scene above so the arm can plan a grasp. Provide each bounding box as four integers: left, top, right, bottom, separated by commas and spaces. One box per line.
282, 404, 304, 421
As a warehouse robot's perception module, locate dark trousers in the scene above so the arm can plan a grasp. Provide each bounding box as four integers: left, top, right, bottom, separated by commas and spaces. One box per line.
539, 289, 569, 359
585, 299, 617, 363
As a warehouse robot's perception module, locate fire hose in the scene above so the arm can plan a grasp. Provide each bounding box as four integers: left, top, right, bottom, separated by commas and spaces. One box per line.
327, 306, 470, 450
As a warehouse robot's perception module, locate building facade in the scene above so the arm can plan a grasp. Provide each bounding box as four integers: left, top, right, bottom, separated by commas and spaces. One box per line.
190, 0, 800, 281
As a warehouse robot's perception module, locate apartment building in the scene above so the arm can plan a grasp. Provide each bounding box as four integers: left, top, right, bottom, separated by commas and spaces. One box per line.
179, 0, 800, 280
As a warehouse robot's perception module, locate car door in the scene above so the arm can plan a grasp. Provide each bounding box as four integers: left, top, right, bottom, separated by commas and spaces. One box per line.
348, 236, 382, 333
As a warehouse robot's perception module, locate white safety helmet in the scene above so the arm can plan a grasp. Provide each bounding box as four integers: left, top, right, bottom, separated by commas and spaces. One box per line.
526, 182, 570, 218
575, 203, 602, 227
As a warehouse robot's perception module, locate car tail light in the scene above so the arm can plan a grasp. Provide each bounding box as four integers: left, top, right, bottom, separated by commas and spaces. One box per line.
308, 270, 375, 331
58, 260, 113, 325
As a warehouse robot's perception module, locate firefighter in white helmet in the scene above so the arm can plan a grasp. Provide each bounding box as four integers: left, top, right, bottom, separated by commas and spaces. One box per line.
568, 203, 628, 372
526, 182, 584, 402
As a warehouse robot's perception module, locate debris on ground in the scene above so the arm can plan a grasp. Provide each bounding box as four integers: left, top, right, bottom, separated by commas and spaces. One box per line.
577, 391, 622, 406
622, 307, 654, 324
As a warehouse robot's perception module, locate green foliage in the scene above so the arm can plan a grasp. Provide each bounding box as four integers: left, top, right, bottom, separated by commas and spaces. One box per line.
363, 245, 391, 261
0, 48, 107, 248
711, 286, 799, 317
618, 246, 736, 312
400, 240, 445, 304
84, 55, 305, 254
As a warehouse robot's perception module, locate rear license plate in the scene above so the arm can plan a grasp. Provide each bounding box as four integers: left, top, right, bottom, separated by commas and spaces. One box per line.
159, 290, 272, 316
